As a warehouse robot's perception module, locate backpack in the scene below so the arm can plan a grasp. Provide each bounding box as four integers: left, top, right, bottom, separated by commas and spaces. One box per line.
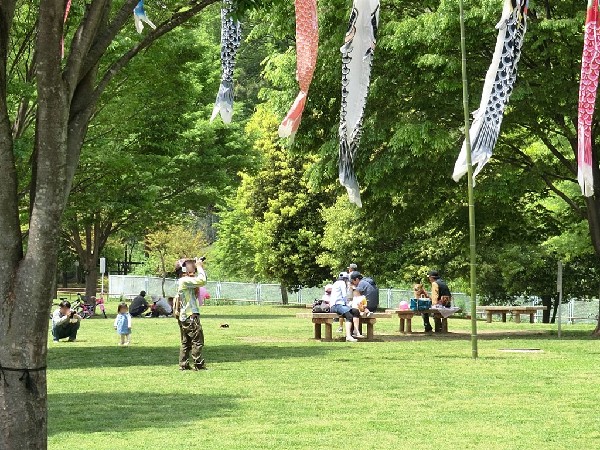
172, 294, 182, 318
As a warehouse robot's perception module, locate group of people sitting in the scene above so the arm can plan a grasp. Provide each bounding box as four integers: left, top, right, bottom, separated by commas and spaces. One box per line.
319, 263, 380, 342
128, 290, 175, 318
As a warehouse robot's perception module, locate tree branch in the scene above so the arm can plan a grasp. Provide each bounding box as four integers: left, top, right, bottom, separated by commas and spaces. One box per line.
504, 143, 585, 218
64, 0, 115, 92
89, 0, 218, 106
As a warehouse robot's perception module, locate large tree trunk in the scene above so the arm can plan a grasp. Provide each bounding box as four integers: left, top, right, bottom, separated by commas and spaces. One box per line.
1, 1, 68, 446
85, 266, 99, 300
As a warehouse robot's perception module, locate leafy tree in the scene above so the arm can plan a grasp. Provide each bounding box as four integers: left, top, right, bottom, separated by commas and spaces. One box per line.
145, 221, 208, 295
62, 23, 251, 300
213, 106, 330, 295
0, 0, 250, 446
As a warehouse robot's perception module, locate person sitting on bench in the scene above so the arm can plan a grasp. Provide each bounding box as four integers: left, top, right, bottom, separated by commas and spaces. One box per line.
330, 272, 363, 342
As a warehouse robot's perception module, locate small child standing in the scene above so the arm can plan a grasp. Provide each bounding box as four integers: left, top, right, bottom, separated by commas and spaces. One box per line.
114, 302, 132, 346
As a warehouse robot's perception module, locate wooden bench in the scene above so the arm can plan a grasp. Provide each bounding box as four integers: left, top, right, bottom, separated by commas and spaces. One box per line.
476, 306, 547, 323
296, 312, 391, 341
385, 308, 461, 334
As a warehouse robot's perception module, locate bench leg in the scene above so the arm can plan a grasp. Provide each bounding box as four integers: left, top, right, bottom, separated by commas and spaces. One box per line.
529, 313, 535, 324
324, 323, 333, 341
366, 322, 374, 340
314, 322, 322, 340
442, 318, 448, 333
406, 318, 412, 334
514, 313, 521, 324
399, 318, 405, 334
501, 312, 507, 323
358, 322, 364, 336
487, 311, 493, 323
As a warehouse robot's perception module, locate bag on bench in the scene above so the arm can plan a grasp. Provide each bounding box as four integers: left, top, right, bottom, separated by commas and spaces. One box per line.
312, 300, 330, 313
410, 298, 432, 311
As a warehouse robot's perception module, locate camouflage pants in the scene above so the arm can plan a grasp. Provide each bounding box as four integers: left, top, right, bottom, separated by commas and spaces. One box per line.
178, 316, 204, 369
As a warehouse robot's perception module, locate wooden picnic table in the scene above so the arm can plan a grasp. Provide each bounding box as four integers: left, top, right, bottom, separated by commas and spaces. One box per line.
476, 306, 547, 323
385, 308, 461, 334
296, 312, 391, 341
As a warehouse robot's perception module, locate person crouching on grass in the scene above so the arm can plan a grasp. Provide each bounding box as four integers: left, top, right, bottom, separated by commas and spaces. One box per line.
174, 257, 207, 371
51, 300, 81, 342
114, 302, 132, 346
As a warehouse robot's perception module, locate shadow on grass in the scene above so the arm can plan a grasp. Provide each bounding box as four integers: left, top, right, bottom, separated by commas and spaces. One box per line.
379, 329, 598, 342
202, 314, 295, 321
48, 344, 341, 370
48, 392, 239, 436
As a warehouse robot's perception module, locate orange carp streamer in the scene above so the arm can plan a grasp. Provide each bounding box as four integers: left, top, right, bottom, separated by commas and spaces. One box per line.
278, 0, 319, 138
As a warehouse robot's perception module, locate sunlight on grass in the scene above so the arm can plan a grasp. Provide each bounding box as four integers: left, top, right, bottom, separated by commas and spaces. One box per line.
48, 305, 600, 449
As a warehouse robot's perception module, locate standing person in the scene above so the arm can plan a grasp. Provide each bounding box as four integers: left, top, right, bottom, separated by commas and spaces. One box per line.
51, 300, 81, 342
349, 271, 379, 314
174, 258, 207, 370
129, 290, 149, 317
427, 270, 452, 332
330, 272, 363, 342
114, 302, 132, 346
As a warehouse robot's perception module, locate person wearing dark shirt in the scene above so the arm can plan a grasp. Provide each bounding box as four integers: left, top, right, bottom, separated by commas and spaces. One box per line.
129, 291, 149, 317
349, 271, 379, 313
427, 270, 452, 332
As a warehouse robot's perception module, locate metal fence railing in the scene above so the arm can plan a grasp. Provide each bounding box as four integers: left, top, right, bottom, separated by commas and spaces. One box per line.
108, 275, 600, 323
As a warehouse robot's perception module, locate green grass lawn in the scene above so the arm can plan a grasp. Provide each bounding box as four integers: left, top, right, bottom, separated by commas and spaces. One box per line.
48, 305, 600, 449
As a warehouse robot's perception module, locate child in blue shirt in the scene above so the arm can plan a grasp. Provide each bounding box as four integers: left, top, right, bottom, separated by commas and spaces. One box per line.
114, 302, 132, 346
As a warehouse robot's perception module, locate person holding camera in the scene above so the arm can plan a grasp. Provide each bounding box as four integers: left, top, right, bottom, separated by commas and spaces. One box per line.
51, 300, 82, 342
174, 257, 207, 370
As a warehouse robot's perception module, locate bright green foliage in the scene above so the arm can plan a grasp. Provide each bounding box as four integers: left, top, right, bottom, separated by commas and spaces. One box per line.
62, 22, 252, 280
230, 0, 598, 301
213, 106, 330, 287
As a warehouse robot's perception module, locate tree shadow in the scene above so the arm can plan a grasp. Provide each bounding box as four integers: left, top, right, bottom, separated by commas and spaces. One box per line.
48, 392, 239, 436
48, 344, 341, 370
202, 314, 295, 321
378, 329, 598, 342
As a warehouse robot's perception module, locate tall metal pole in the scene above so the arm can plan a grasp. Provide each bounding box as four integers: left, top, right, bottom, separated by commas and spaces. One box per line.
557, 261, 563, 339
458, 0, 478, 358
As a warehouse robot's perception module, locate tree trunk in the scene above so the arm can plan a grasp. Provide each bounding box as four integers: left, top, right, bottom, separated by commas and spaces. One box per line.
280, 283, 289, 305
85, 266, 99, 301
540, 295, 552, 323
1, 1, 70, 445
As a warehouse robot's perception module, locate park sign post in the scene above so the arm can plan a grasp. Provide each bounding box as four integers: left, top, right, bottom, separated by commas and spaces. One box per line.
100, 257, 106, 296
458, 0, 479, 359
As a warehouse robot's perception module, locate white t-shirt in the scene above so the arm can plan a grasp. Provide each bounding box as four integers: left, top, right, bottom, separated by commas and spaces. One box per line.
330, 280, 348, 306
155, 297, 172, 314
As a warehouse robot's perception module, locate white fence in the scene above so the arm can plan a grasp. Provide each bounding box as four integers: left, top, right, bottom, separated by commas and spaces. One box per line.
108, 275, 600, 323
